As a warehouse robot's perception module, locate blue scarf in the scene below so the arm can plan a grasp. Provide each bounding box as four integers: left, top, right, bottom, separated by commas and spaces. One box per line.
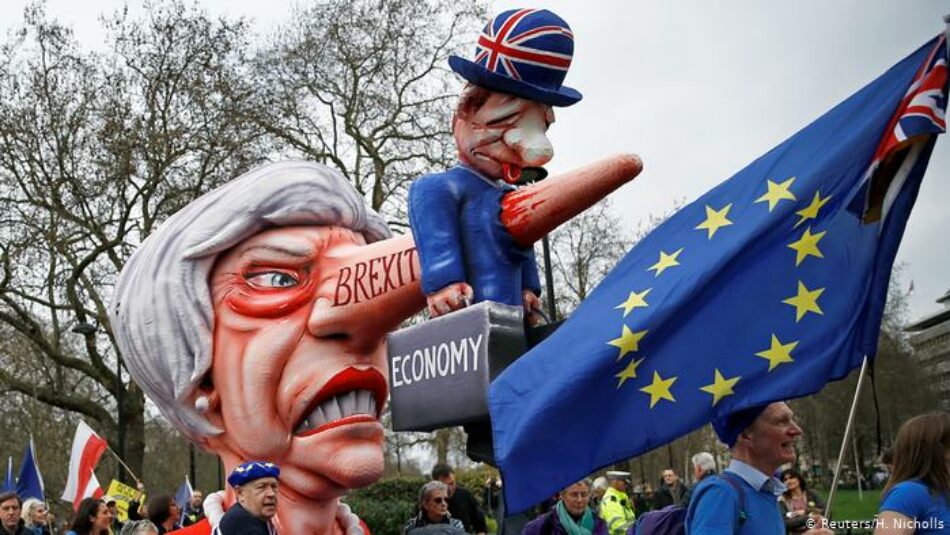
555, 501, 594, 535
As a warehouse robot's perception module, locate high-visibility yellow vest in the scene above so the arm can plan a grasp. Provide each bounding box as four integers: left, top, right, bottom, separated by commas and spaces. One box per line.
598, 486, 635, 535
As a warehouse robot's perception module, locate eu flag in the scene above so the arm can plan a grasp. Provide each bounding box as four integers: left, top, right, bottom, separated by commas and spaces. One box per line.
16, 438, 45, 501
489, 35, 948, 513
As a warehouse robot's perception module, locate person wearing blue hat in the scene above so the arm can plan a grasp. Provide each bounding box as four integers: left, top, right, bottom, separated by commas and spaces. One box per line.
685, 402, 833, 534
408, 8, 582, 321
217, 462, 280, 535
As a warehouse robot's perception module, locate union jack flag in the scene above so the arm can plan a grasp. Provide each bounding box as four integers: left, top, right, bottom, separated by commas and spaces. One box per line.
859, 34, 948, 223
872, 34, 948, 164
474, 8, 574, 82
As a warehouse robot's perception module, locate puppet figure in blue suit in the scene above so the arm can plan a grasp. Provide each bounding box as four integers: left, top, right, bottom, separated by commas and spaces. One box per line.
408, 8, 582, 320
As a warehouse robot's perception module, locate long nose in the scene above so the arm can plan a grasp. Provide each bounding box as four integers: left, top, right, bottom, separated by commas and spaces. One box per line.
313, 154, 642, 341
307, 233, 425, 353
502, 153, 643, 247
503, 121, 554, 167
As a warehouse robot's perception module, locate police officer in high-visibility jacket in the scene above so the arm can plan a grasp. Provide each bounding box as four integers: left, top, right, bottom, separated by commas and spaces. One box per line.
598, 471, 635, 535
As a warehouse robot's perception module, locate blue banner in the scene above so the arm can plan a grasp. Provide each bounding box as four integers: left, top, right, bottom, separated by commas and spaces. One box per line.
489, 36, 948, 513
16, 438, 45, 501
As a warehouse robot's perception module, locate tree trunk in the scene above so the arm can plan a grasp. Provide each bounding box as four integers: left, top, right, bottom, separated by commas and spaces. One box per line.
434, 428, 452, 465
123, 386, 147, 482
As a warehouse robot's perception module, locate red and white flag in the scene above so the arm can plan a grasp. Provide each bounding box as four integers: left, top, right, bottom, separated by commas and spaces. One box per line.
61, 421, 107, 510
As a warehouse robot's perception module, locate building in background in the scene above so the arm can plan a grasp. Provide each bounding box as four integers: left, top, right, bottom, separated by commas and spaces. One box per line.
905, 288, 950, 410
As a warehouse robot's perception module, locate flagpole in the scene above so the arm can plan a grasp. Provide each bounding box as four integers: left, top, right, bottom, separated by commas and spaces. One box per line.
823, 355, 868, 519
105, 445, 142, 486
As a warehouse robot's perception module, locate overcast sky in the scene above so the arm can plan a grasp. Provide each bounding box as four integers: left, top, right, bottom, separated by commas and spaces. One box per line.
3, 0, 948, 323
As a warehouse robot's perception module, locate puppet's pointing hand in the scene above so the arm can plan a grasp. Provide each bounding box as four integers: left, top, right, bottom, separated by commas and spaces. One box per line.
427, 282, 474, 318
522, 290, 544, 326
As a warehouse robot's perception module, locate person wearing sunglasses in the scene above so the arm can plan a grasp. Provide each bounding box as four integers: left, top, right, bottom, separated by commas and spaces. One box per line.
404, 481, 465, 534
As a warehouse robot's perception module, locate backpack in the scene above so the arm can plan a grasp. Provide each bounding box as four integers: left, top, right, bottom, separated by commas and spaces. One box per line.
631, 472, 747, 535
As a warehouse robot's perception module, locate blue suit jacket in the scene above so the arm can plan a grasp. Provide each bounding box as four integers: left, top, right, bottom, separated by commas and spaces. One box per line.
408, 165, 541, 307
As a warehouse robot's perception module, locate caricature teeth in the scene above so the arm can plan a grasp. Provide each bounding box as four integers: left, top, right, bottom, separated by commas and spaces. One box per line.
294, 390, 378, 435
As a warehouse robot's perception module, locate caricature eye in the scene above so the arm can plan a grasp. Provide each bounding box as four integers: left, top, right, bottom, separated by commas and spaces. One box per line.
486, 112, 519, 126
246, 271, 299, 288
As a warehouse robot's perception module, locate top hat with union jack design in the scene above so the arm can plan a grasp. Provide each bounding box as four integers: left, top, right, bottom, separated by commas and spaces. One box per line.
449, 8, 582, 107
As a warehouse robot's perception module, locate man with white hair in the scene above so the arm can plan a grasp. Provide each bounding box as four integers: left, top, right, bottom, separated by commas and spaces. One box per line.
681, 452, 717, 506
219, 461, 280, 535
111, 161, 411, 535
590, 476, 608, 512
691, 453, 717, 485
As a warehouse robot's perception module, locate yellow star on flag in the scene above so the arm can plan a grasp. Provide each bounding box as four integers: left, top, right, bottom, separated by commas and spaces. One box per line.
752, 177, 798, 213
608, 325, 649, 360
787, 227, 826, 266
782, 280, 825, 322
755, 334, 799, 371
615, 357, 644, 389
615, 288, 652, 317
755, 177, 797, 212
700, 369, 741, 405
648, 248, 683, 277
794, 190, 831, 228
639, 371, 677, 408
695, 204, 734, 239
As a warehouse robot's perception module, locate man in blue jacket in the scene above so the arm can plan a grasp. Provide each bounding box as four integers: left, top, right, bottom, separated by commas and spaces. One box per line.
409, 8, 582, 321
686, 402, 833, 534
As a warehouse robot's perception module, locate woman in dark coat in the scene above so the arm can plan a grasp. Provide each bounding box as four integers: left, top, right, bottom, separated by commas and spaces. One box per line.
523, 479, 608, 535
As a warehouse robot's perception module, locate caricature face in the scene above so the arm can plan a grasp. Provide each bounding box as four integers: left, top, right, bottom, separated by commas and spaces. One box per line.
207, 225, 388, 501
454, 90, 555, 183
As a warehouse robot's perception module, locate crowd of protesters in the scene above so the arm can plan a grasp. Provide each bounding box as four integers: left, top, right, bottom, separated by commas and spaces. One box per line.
0, 409, 946, 534
0, 480, 206, 535
398, 408, 947, 535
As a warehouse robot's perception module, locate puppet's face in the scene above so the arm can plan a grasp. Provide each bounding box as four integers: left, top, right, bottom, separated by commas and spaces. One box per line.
454, 91, 555, 183
206, 225, 388, 500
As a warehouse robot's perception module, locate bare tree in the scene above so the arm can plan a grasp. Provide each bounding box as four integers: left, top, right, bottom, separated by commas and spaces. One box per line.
546, 199, 680, 318
249, 0, 483, 222
0, 1, 266, 478
546, 199, 633, 316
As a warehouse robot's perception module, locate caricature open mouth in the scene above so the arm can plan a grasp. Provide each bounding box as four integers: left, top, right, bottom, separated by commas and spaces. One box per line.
502, 163, 522, 184
294, 367, 387, 437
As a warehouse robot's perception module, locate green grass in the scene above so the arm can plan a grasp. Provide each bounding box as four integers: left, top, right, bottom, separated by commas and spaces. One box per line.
822, 488, 881, 520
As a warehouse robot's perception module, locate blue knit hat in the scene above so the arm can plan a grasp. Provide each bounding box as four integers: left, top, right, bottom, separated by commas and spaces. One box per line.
712, 404, 769, 447
227, 461, 280, 487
